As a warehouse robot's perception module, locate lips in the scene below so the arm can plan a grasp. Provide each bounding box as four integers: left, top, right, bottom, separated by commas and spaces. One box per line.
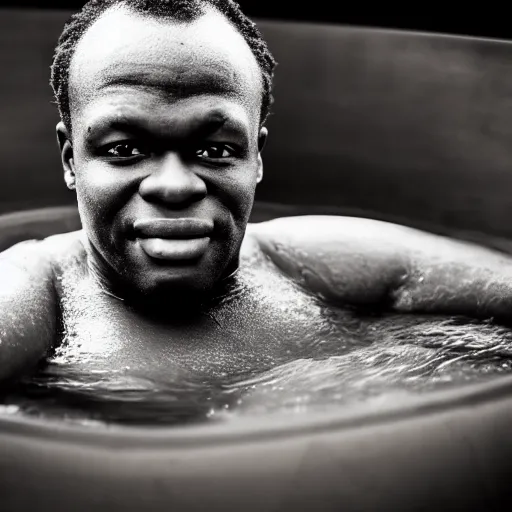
133, 218, 214, 261
133, 218, 214, 238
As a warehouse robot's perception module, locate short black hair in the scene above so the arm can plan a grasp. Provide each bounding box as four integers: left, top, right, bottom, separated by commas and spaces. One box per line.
50, 0, 276, 131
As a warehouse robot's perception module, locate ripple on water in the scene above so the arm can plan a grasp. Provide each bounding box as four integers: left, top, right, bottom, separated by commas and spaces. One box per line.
3, 314, 512, 428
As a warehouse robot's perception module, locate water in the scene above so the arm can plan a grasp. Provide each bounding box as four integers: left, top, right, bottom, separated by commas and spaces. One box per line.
3, 314, 512, 427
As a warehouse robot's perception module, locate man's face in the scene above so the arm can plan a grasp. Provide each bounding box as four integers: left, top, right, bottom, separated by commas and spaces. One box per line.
58, 6, 267, 299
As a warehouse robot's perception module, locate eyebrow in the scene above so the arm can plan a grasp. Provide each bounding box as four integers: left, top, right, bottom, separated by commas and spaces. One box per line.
95, 115, 227, 137
97, 68, 243, 101
85, 111, 250, 146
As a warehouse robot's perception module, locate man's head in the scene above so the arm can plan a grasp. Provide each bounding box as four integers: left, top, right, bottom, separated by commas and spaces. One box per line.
50, 0, 276, 303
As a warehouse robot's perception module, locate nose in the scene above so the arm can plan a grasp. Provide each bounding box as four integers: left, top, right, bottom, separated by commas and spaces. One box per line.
138, 153, 207, 207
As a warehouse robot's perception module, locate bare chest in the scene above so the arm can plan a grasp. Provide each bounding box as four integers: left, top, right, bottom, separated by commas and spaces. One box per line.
52, 259, 365, 384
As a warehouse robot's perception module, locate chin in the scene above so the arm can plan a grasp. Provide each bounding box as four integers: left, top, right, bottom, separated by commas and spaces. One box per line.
129, 263, 220, 302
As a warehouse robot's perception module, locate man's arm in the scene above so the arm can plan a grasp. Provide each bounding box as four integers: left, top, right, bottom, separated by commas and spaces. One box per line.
249, 215, 512, 323
0, 239, 58, 382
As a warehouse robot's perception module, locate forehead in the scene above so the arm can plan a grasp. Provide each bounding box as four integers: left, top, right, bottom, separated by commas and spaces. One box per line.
68, 5, 263, 124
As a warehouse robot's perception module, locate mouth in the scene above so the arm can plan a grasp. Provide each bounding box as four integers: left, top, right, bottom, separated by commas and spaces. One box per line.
133, 218, 214, 261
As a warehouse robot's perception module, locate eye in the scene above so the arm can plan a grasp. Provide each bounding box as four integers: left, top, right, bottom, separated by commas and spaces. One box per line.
195, 144, 236, 160
105, 142, 146, 158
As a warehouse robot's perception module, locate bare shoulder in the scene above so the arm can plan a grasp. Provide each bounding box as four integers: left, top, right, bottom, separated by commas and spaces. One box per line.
0, 229, 84, 274
246, 215, 411, 305
246, 215, 512, 308
247, 214, 511, 266
248, 214, 479, 248
0, 231, 83, 381
0, 230, 85, 317
248, 215, 415, 254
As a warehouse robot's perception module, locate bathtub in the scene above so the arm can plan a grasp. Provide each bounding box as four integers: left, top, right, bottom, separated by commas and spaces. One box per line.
1, 8, 512, 511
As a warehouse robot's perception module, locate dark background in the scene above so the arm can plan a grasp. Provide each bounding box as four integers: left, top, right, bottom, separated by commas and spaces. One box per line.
1, 1, 511, 41
3, 3, 512, 242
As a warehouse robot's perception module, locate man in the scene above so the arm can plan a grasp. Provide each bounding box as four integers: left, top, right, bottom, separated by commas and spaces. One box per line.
1, 0, 512, 408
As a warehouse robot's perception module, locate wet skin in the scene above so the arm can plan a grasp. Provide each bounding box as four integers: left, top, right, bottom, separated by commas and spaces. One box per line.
3, 6, 512, 396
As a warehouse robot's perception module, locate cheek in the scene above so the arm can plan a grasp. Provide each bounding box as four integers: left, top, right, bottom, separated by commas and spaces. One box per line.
74, 165, 137, 244
215, 164, 259, 221
75, 165, 132, 216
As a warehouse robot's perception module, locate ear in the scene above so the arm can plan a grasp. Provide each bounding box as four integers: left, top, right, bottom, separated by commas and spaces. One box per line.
56, 121, 76, 190
256, 127, 268, 184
